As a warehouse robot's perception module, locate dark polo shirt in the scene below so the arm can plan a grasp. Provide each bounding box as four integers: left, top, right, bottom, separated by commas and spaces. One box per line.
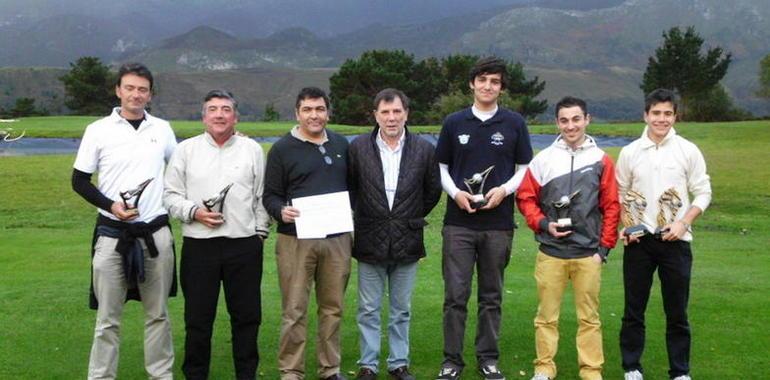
435, 107, 533, 231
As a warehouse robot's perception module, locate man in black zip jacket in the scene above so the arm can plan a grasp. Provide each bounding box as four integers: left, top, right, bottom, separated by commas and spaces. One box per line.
347, 88, 441, 380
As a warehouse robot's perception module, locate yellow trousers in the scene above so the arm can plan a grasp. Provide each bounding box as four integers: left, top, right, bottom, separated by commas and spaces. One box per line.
533, 251, 603, 380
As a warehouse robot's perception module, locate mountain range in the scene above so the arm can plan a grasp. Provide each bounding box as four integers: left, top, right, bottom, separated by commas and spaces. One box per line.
0, 0, 767, 120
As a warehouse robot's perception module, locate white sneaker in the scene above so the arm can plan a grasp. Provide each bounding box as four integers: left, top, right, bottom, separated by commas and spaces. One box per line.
624, 370, 643, 380
672, 376, 691, 380
530, 373, 550, 380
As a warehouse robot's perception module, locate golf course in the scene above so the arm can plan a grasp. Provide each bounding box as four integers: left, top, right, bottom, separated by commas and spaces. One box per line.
1, 118, 768, 379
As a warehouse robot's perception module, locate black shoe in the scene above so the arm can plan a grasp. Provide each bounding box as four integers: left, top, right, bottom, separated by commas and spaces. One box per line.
355, 368, 377, 380
322, 374, 348, 380
478, 363, 505, 380
436, 366, 461, 380
389, 366, 415, 380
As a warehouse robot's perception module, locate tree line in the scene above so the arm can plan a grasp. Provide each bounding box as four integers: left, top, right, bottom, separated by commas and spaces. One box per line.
329, 51, 547, 125
8, 26, 768, 122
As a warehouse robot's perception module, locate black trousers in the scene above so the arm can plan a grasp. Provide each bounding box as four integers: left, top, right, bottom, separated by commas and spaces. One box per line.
620, 235, 692, 378
181, 235, 263, 380
441, 225, 513, 369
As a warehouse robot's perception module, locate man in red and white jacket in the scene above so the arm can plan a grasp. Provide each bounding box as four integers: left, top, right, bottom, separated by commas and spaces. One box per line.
517, 96, 620, 380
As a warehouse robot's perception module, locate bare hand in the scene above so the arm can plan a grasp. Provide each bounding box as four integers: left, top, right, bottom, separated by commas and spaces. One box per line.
281, 206, 301, 223
592, 253, 603, 264
453, 191, 477, 213
194, 208, 225, 228
662, 220, 688, 241
111, 201, 138, 221
480, 186, 507, 210
547, 221, 572, 238
620, 228, 641, 246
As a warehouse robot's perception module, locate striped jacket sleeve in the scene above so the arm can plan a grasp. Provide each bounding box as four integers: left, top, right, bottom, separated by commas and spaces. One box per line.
598, 154, 621, 250
516, 167, 547, 233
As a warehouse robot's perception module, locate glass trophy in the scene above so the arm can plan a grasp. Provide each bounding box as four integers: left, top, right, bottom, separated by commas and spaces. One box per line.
119, 178, 153, 214
552, 190, 580, 232
463, 165, 495, 209
203, 183, 234, 213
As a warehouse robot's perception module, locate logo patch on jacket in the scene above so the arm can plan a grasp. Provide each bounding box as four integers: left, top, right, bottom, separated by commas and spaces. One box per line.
490, 132, 504, 146
458, 134, 470, 144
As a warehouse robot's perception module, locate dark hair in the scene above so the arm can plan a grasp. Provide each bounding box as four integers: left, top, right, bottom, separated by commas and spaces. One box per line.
115, 62, 154, 90
468, 56, 508, 90
644, 88, 678, 113
295, 87, 330, 110
202, 89, 238, 116
554, 96, 588, 117
373, 88, 410, 110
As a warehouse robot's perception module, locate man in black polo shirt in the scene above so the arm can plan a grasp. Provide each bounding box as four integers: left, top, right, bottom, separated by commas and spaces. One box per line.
434, 57, 534, 380
263, 87, 351, 380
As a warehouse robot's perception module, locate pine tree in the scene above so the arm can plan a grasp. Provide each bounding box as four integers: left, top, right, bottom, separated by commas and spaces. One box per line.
641, 26, 731, 120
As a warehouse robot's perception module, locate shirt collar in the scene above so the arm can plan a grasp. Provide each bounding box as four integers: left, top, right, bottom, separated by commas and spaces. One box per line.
471, 104, 498, 120
110, 107, 150, 128
376, 128, 405, 153
464, 105, 502, 124
204, 130, 237, 147
290, 125, 328, 144
553, 133, 596, 152
640, 125, 677, 149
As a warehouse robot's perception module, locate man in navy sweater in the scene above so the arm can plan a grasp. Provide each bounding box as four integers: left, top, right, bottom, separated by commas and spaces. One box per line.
263, 87, 351, 380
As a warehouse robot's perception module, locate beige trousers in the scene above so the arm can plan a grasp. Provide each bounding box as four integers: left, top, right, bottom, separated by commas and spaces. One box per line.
88, 226, 175, 380
533, 251, 603, 380
275, 233, 352, 380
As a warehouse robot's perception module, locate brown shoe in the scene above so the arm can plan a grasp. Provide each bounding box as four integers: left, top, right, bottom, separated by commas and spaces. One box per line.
389, 366, 415, 380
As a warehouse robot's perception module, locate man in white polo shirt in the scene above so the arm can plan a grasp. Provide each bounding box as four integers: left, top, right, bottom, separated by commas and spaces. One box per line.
72, 62, 177, 380
617, 89, 712, 380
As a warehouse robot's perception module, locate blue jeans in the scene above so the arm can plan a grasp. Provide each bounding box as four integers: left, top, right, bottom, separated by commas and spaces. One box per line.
356, 260, 419, 372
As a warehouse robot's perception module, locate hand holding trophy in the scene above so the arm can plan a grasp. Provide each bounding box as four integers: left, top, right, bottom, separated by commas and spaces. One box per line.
654, 187, 683, 239
462, 166, 494, 210
203, 183, 234, 213
552, 189, 580, 232
119, 178, 154, 217
621, 189, 648, 240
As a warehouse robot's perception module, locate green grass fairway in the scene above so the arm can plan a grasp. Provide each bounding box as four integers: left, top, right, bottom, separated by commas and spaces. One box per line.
1, 121, 769, 379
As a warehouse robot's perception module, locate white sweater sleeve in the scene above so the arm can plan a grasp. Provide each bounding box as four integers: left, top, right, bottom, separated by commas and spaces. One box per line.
501, 164, 528, 195
439, 163, 461, 199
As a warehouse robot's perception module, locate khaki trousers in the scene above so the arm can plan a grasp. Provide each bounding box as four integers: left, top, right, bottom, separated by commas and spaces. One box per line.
88, 226, 175, 380
276, 233, 352, 380
533, 251, 603, 380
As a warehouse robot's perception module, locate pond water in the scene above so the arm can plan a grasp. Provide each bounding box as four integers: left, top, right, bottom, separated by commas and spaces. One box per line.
0, 134, 633, 156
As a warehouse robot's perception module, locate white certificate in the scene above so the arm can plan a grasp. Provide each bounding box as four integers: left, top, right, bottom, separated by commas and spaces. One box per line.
292, 191, 354, 239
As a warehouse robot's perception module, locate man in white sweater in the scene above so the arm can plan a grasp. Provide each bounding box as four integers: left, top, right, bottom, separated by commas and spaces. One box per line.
616, 89, 712, 380
164, 90, 270, 380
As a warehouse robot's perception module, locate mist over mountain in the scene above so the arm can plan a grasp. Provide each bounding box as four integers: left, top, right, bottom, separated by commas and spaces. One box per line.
0, 0, 767, 120
0, 0, 626, 67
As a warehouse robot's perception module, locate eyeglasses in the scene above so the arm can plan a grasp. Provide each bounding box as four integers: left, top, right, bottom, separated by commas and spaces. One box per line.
318, 145, 333, 165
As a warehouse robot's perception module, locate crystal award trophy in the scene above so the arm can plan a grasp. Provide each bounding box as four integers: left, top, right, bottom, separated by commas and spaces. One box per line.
463, 166, 495, 209
552, 190, 580, 232
203, 183, 234, 213
119, 178, 154, 214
